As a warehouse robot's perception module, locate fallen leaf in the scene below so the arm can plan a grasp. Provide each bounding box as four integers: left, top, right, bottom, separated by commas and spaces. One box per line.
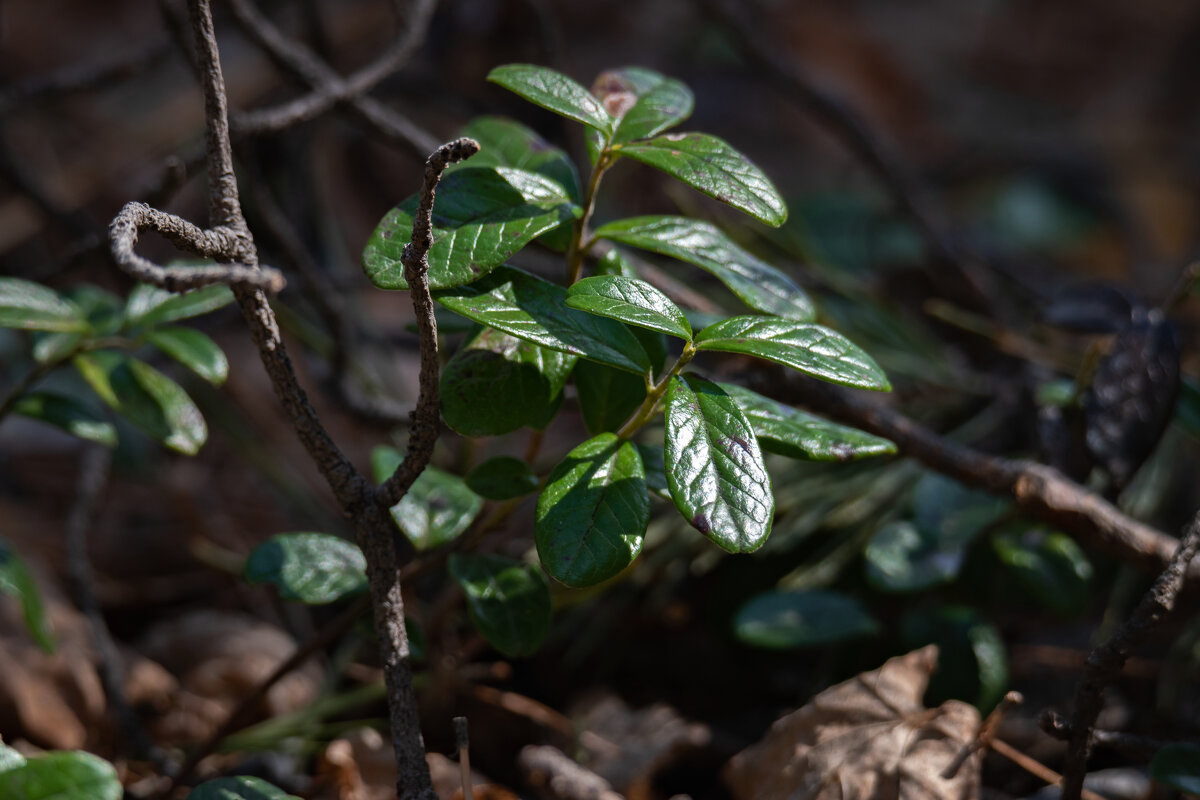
724, 646, 981, 800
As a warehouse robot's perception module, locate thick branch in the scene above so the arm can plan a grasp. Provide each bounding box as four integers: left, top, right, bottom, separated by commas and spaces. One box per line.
1058, 513, 1200, 800
757, 373, 1200, 581
376, 136, 480, 508
109, 202, 284, 293
227, 0, 440, 158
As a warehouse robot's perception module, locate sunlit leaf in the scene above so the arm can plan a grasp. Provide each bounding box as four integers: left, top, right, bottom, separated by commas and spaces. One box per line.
455, 116, 581, 202
371, 446, 483, 550
566, 275, 692, 341
720, 383, 895, 461
591, 66, 693, 143
696, 315, 890, 390
146, 327, 229, 385
364, 167, 580, 290
244, 532, 367, 605
613, 133, 787, 226
0, 751, 121, 800
536, 433, 648, 587
434, 266, 651, 375
488, 64, 613, 135
594, 216, 814, 321
73, 351, 206, 454
124, 283, 234, 328
665, 374, 773, 552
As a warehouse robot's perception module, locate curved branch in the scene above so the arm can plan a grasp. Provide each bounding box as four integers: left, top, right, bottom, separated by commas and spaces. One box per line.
757, 372, 1200, 581
376, 136, 480, 508
108, 202, 285, 293
227, 0, 440, 158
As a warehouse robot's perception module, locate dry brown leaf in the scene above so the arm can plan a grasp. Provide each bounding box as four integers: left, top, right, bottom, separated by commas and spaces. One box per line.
724, 646, 981, 800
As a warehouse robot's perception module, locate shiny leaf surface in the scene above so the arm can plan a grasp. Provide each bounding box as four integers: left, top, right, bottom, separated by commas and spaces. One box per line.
566, 275, 692, 340
0, 277, 87, 332
487, 64, 613, 135
456, 115, 582, 201
363, 167, 579, 290
434, 266, 651, 375
0, 751, 121, 800
591, 66, 693, 143
536, 433, 648, 587
665, 374, 773, 552
146, 327, 229, 385
614, 133, 787, 226
372, 446, 483, 550
124, 283, 234, 327
720, 383, 895, 461
594, 216, 814, 321
244, 533, 367, 605
696, 315, 890, 390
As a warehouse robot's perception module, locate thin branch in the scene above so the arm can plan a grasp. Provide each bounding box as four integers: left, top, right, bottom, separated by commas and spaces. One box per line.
64, 446, 173, 772
1058, 511, 1200, 800
376, 136, 480, 508
226, 0, 441, 159
109, 202, 285, 293
757, 373, 1200, 581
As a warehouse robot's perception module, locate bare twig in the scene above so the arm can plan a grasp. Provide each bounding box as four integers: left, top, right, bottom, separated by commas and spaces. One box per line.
1039, 712, 1185, 759
943, 691, 1023, 780
519, 746, 625, 800
987, 739, 1107, 800
65, 445, 172, 772
375, 136, 480, 508
757, 373, 1200, 581
453, 717, 474, 800
1058, 511, 1200, 800
226, 0, 441, 159
109, 202, 285, 293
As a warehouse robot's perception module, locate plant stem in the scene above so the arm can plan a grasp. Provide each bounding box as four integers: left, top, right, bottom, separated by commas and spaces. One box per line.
565, 151, 614, 286
615, 342, 696, 440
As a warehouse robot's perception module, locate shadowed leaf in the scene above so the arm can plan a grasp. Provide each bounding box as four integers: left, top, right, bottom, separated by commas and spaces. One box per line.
244, 533, 367, 605
449, 553, 551, 658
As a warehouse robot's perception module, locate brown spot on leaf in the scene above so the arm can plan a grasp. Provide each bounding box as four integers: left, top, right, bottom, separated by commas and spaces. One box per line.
691, 514, 711, 534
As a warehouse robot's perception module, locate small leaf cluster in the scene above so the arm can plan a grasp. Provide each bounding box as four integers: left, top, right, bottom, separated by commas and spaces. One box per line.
0, 277, 234, 454
356, 64, 896, 656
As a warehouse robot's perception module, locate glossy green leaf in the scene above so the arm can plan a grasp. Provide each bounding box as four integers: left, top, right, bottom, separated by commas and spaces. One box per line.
566, 275, 692, 341
665, 374, 773, 552
244, 533, 367, 604
992, 527, 1093, 617
32, 332, 83, 364
1150, 744, 1200, 795
186, 776, 302, 800
372, 446, 483, 550
0, 538, 54, 653
719, 383, 895, 461
124, 283, 234, 328
434, 266, 652, 375
0, 740, 25, 772
440, 327, 575, 436
456, 116, 581, 202
901, 606, 1008, 711
0, 278, 87, 332
363, 167, 579, 290
0, 751, 121, 800
73, 352, 206, 455
146, 327, 229, 385
734, 590, 880, 649
487, 64, 613, 135
613, 133, 787, 226
574, 360, 646, 435
449, 553, 551, 658
695, 315, 890, 390
536, 433, 648, 587
12, 392, 116, 447
464, 456, 539, 500
594, 216, 814, 321
591, 66, 693, 143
